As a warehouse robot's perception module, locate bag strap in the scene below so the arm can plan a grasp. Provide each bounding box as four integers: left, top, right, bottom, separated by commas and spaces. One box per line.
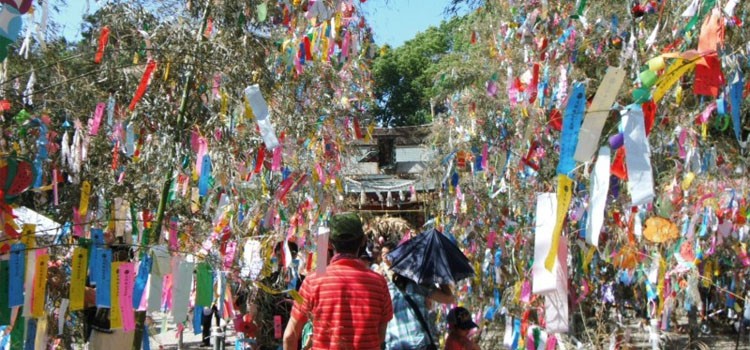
402, 291, 435, 346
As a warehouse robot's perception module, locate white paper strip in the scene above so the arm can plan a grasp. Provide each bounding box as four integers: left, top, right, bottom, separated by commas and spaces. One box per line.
586, 147, 610, 247
502, 315, 514, 347
147, 274, 163, 312
544, 236, 569, 333
244, 85, 280, 150
532, 193, 558, 294
574, 67, 626, 162
316, 226, 330, 275
171, 260, 194, 323
623, 105, 655, 206
58, 298, 69, 335
682, 0, 699, 17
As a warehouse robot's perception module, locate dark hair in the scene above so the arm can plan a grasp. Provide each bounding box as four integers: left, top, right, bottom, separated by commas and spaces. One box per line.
332, 236, 363, 255
382, 241, 397, 251
274, 241, 299, 255
392, 273, 410, 291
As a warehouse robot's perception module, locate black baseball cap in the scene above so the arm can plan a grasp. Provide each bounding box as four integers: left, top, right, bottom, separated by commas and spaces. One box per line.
447, 307, 478, 330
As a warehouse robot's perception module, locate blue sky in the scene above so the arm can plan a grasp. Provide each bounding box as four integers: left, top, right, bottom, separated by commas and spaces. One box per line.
57, 0, 98, 40
360, 0, 455, 47
57, 0, 452, 47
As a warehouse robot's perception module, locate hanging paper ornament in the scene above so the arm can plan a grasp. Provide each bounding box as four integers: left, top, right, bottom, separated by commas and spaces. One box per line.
128, 60, 158, 111
94, 26, 110, 64
0, 157, 34, 201
0, 0, 32, 14
0, 5, 22, 42
643, 217, 679, 243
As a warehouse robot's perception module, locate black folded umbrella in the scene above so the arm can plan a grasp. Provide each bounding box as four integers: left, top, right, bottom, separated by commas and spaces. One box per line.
387, 228, 474, 285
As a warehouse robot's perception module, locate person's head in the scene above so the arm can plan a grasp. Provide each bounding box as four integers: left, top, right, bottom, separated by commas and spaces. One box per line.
273, 241, 299, 260
447, 306, 478, 334
371, 246, 382, 264
329, 213, 365, 254
381, 241, 396, 266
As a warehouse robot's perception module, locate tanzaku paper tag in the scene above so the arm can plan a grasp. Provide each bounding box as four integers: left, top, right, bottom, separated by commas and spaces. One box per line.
545, 174, 573, 271
9, 243, 26, 307
31, 254, 49, 318
20, 224, 35, 249
69, 247, 88, 311
79, 181, 91, 218
109, 262, 122, 329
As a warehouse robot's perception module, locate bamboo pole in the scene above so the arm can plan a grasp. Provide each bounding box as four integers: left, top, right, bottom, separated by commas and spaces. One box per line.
133, 2, 212, 350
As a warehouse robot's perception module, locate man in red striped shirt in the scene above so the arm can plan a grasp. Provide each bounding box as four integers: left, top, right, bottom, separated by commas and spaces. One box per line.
283, 213, 393, 350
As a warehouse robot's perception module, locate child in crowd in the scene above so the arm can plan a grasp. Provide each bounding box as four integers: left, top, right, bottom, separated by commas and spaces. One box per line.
445, 307, 481, 350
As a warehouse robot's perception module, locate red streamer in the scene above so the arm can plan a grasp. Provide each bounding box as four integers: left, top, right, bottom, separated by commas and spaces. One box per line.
94, 27, 110, 64
128, 60, 157, 111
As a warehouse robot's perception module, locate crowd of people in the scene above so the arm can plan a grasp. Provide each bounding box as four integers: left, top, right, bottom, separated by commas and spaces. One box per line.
234, 213, 481, 350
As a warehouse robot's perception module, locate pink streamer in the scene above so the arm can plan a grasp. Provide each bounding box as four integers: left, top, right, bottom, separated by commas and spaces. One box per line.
89, 103, 106, 136
169, 218, 178, 251
195, 138, 207, 177
546, 335, 557, 350
52, 169, 59, 206
72, 208, 84, 237
224, 241, 237, 269
119, 262, 136, 331
271, 146, 282, 172
315, 163, 326, 185
162, 274, 173, 311
698, 101, 717, 124
678, 129, 688, 158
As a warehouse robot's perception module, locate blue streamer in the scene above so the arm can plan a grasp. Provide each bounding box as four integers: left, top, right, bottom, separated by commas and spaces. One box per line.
125, 123, 135, 156
54, 222, 71, 245
556, 82, 586, 176
95, 248, 112, 308
511, 318, 521, 350
107, 95, 116, 128
193, 306, 203, 335
23, 319, 36, 350
132, 255, 152, 308
89, 228, 104, 282
31, 119, 48, 188
198, 154, 212, 196
8, 244, 25, 307
729, 70, 744, 142
699, 208, 709, 238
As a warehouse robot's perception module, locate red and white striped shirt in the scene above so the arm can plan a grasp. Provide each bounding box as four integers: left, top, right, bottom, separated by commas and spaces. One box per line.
290, 256, 393, 350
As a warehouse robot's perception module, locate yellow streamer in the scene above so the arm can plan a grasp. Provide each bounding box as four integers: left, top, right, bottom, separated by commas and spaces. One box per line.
163, 61, 170, 81
545, 174, 574, 271
79, 181, 91, 217
69, 247, 89, 311
653, 58, 697, 103
21, 224, 36, 249
110, 262, 122, 329
31, 254, 49, 318
583, 246, 596, 275
656, 256, 666, 315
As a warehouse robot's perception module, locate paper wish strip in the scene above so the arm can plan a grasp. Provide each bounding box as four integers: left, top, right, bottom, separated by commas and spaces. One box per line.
574, 67, 626, 162
544, 236, 569, 333
586, 147, 611, 247
532, 192, 557, 295
622, 105, 655, 206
